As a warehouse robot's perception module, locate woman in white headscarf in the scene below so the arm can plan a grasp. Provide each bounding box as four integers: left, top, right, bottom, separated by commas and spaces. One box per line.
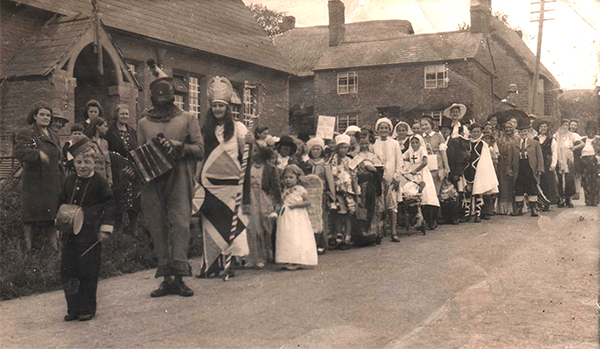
393, 121, 413, 153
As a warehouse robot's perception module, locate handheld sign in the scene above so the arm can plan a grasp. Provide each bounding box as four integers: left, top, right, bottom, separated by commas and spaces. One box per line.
316, 115, 336, 140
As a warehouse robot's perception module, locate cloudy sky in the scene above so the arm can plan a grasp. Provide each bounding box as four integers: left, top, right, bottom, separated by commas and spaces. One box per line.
243, 0, 600, 90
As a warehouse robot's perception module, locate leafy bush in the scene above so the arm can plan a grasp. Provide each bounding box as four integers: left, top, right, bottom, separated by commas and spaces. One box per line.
0, 177, 203, 300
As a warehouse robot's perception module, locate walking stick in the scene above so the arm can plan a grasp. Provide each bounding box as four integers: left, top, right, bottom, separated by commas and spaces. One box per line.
222, 117, 257, 281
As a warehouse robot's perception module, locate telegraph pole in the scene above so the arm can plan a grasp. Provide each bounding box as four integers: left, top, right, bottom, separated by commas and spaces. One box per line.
529, 0, 555, 115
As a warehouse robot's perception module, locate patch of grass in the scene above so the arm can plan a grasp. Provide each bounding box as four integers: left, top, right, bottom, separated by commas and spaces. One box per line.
0, 177, 203, 301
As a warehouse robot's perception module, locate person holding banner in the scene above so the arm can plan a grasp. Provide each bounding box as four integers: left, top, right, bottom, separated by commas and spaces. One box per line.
198, 76, 253, 279
138, 61, 203, 297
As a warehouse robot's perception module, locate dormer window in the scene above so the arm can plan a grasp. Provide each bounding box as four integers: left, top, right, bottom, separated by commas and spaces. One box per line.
337, 72, 358, 94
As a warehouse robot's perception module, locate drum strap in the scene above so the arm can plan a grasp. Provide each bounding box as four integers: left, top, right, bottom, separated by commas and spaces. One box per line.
70, 178, 91, 205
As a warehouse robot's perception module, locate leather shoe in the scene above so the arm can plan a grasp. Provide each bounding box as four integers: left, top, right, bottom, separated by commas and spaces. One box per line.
150, 281, 171, 298
171, 280, 194, 297
391, 235, 400, 243
473, 216, 481, 223
79, 314, 94, 321
64, 313, 79, 322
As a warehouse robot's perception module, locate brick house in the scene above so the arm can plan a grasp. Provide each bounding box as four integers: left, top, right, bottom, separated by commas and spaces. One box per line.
277, 0, 560, 133
1, 0, 293, 144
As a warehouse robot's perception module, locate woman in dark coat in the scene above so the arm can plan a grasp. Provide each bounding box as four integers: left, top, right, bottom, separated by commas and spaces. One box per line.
14, 101, 64, 252
105, 104, 140, 235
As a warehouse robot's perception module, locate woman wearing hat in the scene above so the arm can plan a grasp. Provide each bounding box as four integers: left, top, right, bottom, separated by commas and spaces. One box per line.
443, 103, 470, 139
199, 76, 253, 279
14, 101, 64, 252
553, 119, 584, 208
533, 117, 558, 209
579, 121, 600, 206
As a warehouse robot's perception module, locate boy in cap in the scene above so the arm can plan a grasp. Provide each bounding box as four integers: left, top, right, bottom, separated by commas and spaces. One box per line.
58, 136, 115, 321
512, 117, 544, 216
372, 117, 403, 242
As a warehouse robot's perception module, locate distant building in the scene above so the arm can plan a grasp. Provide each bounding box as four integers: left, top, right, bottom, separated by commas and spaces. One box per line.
1, 0, 293, 140
277, 0, 561, 133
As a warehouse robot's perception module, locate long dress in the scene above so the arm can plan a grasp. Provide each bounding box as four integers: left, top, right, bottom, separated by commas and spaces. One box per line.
534, 134, 558, 205
246, 163, 276, 267
299, 158, 335, 247
200, 121, 249, 276
275, 185, 318, 266
496, 132, 519, 214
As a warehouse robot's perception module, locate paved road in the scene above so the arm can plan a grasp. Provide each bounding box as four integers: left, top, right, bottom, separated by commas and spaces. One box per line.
1, 206, 598, 349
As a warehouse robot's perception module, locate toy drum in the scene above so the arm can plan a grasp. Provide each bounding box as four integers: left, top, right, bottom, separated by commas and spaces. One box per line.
56, 204, 84, 235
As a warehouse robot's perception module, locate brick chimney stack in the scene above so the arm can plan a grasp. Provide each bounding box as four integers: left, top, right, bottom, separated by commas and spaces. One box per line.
328, 0, 345, 47
470, 0, 491, 35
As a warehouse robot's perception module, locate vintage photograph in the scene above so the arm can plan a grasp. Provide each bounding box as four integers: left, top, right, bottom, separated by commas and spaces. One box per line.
0, 0, 599, 347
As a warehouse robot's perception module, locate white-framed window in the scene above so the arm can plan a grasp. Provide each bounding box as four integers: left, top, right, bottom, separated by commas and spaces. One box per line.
424, 64, 448, 89
422, 111, 444, 125
243, 85, 258, 127
231, 87, 242, 122
337, 72, 358, 94
174, 95, 185, 111
189, 76, 200, 118
336, 115, 359, 133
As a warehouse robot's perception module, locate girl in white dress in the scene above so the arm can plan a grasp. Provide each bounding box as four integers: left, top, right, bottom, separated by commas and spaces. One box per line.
276, 165, 318, 270
403, 135, 440, 216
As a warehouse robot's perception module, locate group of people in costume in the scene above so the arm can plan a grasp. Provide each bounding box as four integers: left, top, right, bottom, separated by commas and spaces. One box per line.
14, 59, 600, 322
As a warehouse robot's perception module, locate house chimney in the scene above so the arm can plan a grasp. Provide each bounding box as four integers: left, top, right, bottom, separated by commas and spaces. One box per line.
328, 0, 345, 46
280, 16, 296, 33
470, 0, 491, 35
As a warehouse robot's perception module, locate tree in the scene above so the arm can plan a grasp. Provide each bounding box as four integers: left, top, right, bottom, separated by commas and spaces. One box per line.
247, 3, 287, 39
457, 11, 529, 39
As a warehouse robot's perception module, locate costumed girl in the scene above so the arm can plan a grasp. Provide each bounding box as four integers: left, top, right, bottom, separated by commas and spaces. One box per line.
553, 119, 584, 208
393, 121, 413, 153
532, 117, 558, 209
199, 76, 253, 278
242, 140, 281, 268
421, 117, 449, 229
403, 135, 440, 229
276, 165, 318, 270
299, 137, 336, 255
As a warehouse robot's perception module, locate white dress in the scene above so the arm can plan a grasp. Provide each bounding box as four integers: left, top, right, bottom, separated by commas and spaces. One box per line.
403, 146, 440, 207
275, 185, 318, 266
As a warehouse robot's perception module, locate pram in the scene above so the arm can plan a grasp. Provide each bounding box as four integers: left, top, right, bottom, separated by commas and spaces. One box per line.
398, 174, 426, 235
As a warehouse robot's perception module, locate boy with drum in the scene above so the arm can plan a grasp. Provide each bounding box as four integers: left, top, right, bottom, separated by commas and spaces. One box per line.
57, 135, 115, 321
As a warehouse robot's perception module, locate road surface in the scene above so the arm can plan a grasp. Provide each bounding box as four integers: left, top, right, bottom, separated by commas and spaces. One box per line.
1, 206, 598, 348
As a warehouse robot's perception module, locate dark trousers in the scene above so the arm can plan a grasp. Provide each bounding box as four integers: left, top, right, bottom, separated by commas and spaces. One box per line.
515, 159, 537, 198
557, 171, 576, 199
581, 156, 599, 205
61, 238, 101, 316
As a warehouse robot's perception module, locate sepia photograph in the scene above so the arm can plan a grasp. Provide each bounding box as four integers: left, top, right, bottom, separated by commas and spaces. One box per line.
0, 0, 599, 347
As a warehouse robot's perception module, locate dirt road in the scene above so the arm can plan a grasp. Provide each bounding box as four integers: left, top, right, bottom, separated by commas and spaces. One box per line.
1, 207, 598, 349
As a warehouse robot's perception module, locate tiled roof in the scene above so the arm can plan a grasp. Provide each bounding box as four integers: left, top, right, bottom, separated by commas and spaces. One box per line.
313, 30, 488, 71
10, 0, 292, 74
3, 14, 91, 78
488, 17, 559, 87
275, 20, 414, 76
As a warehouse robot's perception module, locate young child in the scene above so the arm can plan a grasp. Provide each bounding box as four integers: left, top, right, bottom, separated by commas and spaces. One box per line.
328, 134, 358, 249
373, 118, 403, 242
62, 124, 85, 177
513, 118, 544, 216
403, 135, 440, 229
299, 137, 336, 255
275, 165, 317, 270
243, 140, 281, 268
58, 136, 115, 321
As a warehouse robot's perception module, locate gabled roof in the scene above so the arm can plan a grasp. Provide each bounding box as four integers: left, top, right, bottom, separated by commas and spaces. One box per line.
10, 0, 293, 74
3, 14, 91, 78
488, 17, 559, 87
275, 20, 414, 76
312, 30, 491, 72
